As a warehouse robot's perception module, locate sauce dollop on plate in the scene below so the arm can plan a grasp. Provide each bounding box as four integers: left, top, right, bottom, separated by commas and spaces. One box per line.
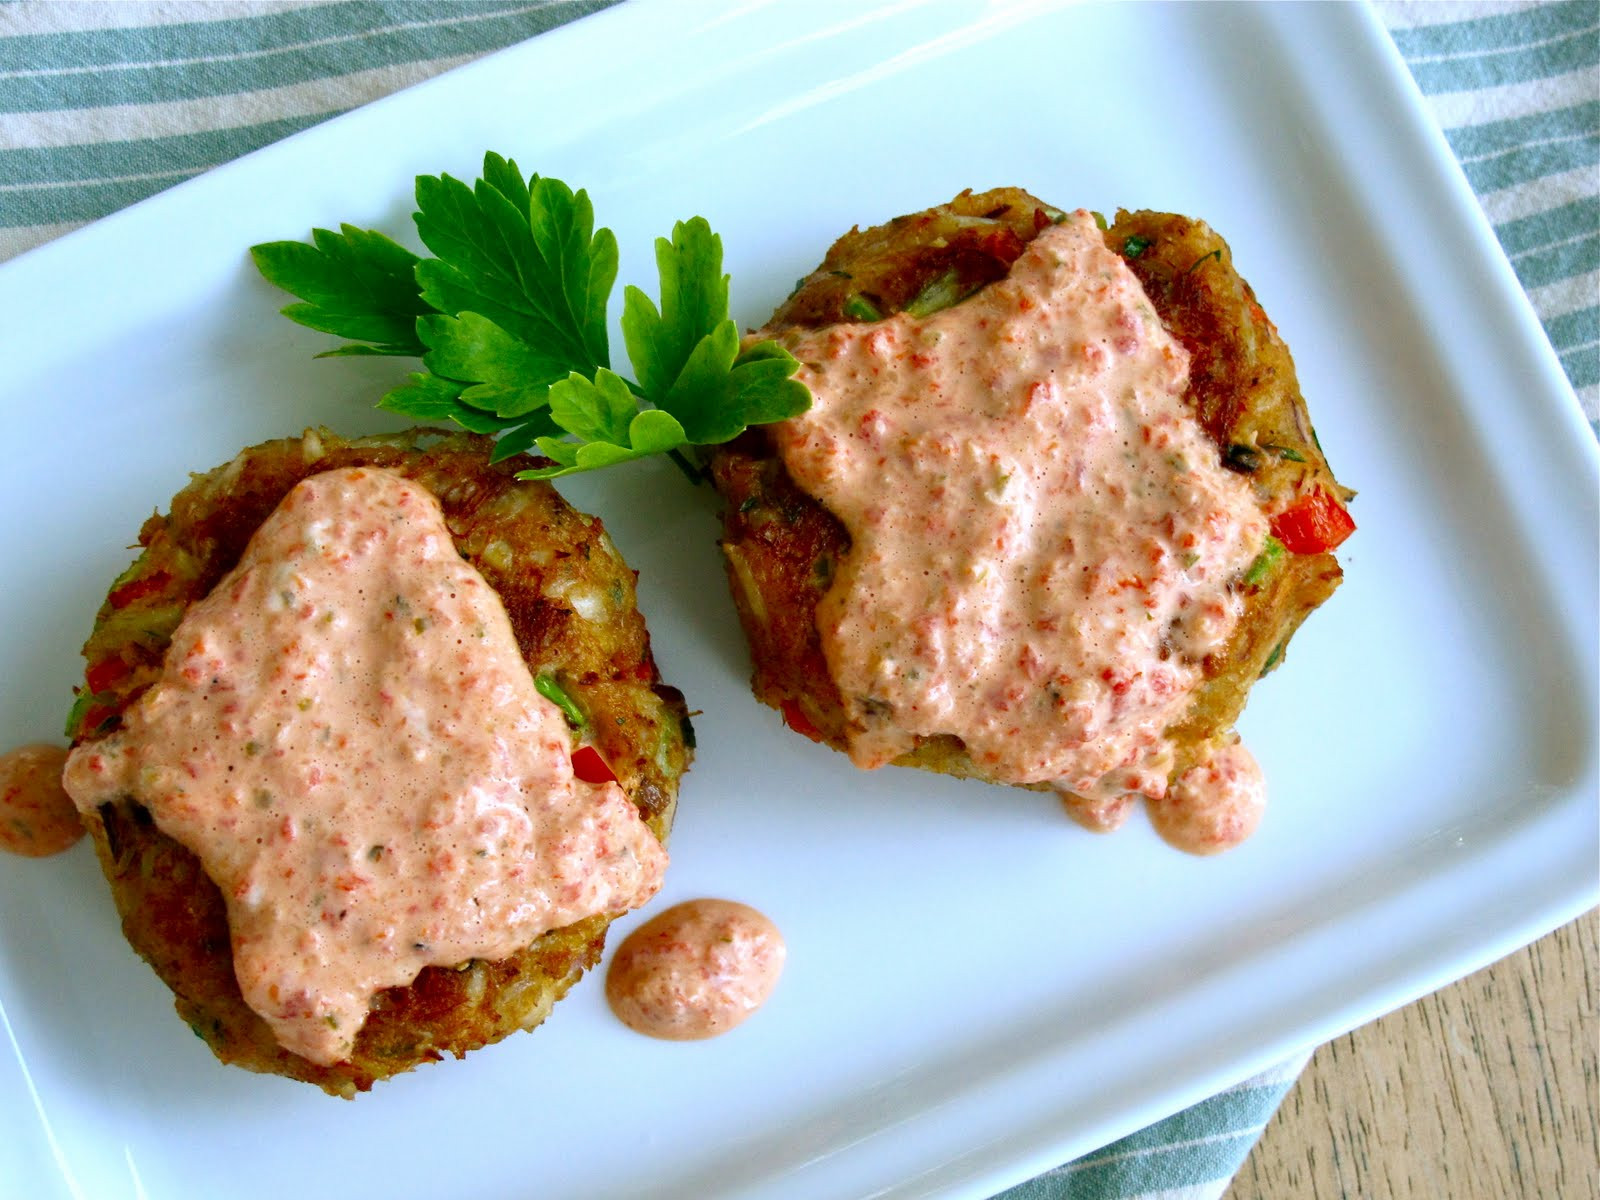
606, 899, 785, 1040
0, 744, 83, 857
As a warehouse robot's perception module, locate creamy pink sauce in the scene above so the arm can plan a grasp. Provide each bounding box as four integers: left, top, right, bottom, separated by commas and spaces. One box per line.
0, 744, 83, 857
769, 213, 1269, 831
1147, 738, 1266, 855
605, 899, 785, 1040
63, 467, 667, 1064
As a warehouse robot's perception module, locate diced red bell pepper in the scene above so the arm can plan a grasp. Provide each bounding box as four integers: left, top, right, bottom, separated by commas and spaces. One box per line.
85, 656, 131, 695
1270, 489, 1355, 554
80, 704, 117, 735
570, 745, 617, 785
781, 697, 823, 742
107, 570, 172, 609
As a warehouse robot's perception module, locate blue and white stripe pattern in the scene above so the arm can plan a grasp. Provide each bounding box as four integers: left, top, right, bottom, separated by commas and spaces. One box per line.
0, 3, 1593, 1199
1381, 0, 1598, 430
0, 1, 610, 255
992, 1059, 1308, 1200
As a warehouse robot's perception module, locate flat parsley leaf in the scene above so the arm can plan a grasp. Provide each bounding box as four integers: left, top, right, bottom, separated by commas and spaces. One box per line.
662, 328, 810, 445
413, 159, 616, 375
250, 152, 811, 480
524, 391, 688, 480
623, 218, 729, 402
522, 373, 688, 479
377, 372, 536, 435
417, 311, 569, 418
528, 220, 808, 480
250, 224, 430, 357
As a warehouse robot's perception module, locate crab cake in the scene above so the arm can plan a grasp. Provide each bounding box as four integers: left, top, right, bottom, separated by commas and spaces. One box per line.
709, 189, 1351, 852
65, 428, 691, 1096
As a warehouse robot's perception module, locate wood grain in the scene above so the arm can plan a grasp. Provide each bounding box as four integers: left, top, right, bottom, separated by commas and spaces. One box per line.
1226, 910, 1598, 1200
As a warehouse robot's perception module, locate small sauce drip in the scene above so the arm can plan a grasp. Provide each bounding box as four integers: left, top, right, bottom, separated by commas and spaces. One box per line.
606, 899, 785, 1040
0, 744, 83, 857
1147, 738, 1266, 855
63, 468, 666, 1064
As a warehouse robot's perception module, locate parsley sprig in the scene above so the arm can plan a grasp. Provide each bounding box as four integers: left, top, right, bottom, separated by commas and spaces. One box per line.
249, 153, 810, 479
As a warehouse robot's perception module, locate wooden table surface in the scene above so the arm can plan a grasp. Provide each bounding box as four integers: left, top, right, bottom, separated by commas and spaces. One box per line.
1225, 909, 1597, 1200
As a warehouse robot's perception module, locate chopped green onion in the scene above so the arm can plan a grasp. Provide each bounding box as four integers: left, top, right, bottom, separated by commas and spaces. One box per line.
1122, 234, 1151, 259
1262, 443, 1307, 463
1225, 444, 1262, 473
905, 270, 967, 318
1260, 638, 1287, 675
535, 673, 587, 731
1242, 536, 1285, 587
843, 294, 882, 322
64, 692, 92, 739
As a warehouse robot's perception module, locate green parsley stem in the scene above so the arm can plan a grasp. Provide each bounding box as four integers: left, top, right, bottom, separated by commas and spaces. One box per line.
667, 447, 704, 485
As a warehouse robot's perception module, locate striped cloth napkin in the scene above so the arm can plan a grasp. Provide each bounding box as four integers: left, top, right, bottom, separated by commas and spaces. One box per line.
1, 3, 1593, 1198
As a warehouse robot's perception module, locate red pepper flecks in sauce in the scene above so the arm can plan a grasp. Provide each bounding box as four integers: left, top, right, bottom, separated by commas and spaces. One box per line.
606, 899, 785, 1040
768, 213, 1270, 843
0, 744, 84, 857
62, 468, 667, 1065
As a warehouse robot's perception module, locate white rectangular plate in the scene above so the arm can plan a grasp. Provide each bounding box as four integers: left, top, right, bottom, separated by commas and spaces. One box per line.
1, 2, 1595, 1198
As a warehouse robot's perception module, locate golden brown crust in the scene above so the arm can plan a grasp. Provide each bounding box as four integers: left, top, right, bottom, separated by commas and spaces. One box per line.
1106, 208, 1347, 751
70, 428, 692, 1095
710, 188, 1348, 793
765, 186, 1052, 330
